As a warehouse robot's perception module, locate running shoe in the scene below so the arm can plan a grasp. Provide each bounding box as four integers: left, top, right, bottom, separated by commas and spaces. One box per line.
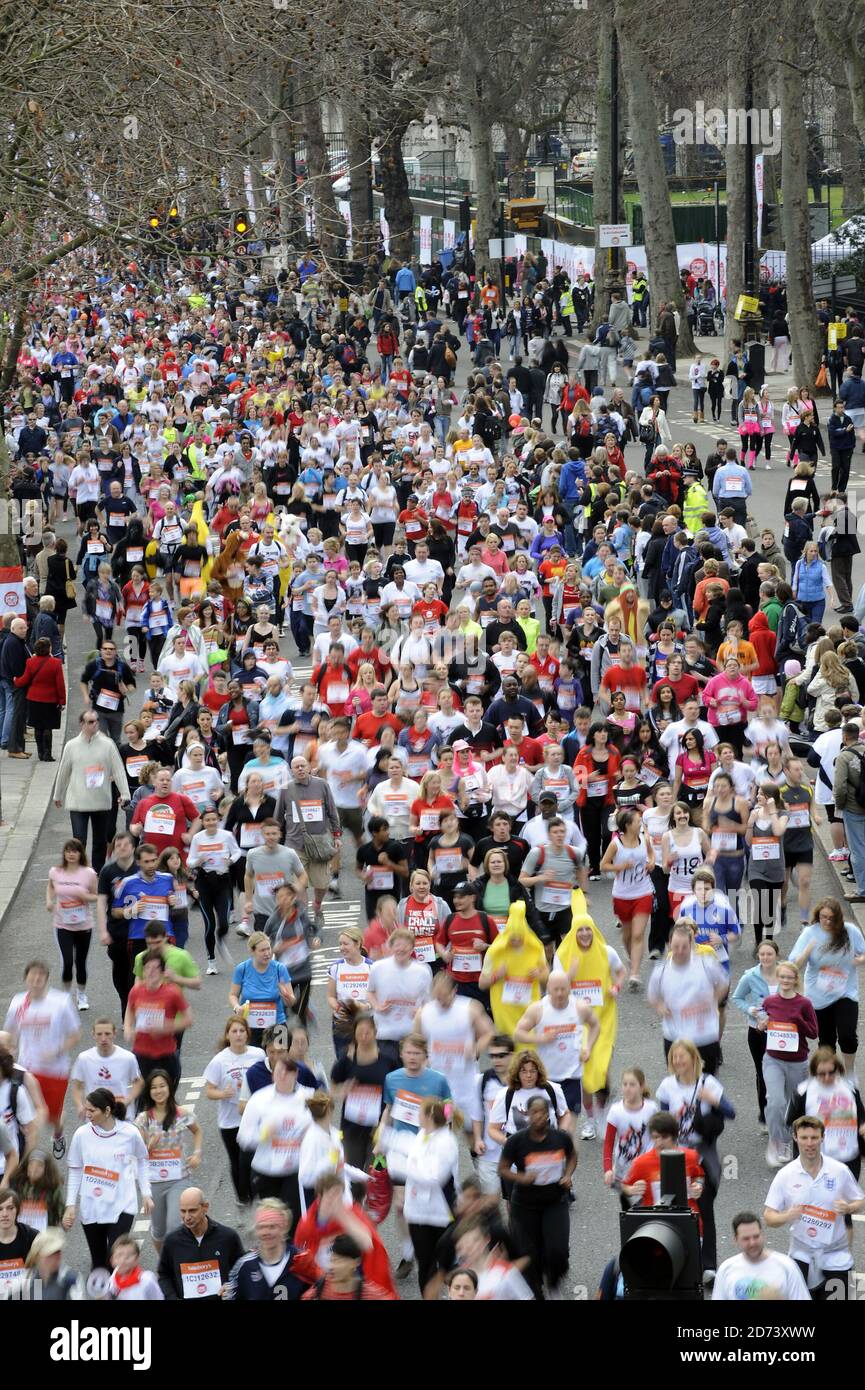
53, 1135, 66, 1160
76, 990, 89, 1011
206, 961, 219, 975
581, 1118, 597, 1140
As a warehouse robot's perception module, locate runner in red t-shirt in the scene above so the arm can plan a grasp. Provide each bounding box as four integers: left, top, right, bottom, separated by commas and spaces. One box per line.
435, 887, 497, 989
600, 646, 648, 715
125, 954, 190, 1076
130, 768, 201, 861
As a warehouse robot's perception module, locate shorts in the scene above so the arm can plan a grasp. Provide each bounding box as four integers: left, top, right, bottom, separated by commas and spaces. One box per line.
33, 1072, 69, 1127
303, 858, 334, 893
668, 890, 688, 918
824, 802, 842, 825
338, 806, 364, 842
536, 907, 573, 946
474, 1156, 505, 1197
752, 676, 777, 695
554, 1076, 582, 1115
612, 893, 654, 923
784, 848, 813, 868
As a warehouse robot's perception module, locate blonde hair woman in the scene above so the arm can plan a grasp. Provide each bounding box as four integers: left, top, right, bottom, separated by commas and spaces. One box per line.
791, 539, 836, 627
806, 649, 854, 731
347, 661, 378, 718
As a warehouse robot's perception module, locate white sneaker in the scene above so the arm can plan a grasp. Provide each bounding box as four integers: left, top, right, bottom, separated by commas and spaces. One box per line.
206, 961, 219, 975
76, 990, 89, 1011
236, 920, 251, 938
581, 1118, 597, 1140
766, 1141, 784, 1169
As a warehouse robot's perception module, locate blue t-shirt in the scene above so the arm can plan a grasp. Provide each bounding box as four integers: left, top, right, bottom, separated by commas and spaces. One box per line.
232, 958, 293, 1023
790, 923, 865, 1010
113, 871, 176, 941
677, 893, 741, 972
383, 1066, 451, 1134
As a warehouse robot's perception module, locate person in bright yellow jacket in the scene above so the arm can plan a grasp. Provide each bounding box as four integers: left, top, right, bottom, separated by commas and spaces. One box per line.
682, 477, 710, 537
553, 896, 627, 1137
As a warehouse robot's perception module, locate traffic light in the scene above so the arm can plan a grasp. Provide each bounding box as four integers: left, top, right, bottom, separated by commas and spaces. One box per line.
234, 213, 249, 236
762, 202, 781, 243
618, 1151, 704, 1301
148, 214, 160, 229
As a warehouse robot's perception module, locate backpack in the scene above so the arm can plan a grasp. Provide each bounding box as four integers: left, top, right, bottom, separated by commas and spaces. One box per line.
7, 1068, 26, 1157
504, 1081, 559, 1124
535, 844, 581, 872
443, 910, 495, 944
577, 415, 593, 438
850, 748, 865, 811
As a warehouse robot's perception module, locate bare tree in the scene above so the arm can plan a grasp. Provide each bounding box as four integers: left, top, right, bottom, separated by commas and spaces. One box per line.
616, 0, 694, 355
778, 17, 822, 387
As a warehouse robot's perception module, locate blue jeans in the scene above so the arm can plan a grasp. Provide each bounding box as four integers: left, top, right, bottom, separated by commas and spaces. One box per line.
843, 811, 865, 892
434, 415, 449, 445
380, 354, 393, 384
798, 598, 825, 625
0, 680, 10, 747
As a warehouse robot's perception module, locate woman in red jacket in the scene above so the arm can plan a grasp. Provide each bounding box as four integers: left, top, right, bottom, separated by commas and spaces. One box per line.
14, 636, 66, 761
575, 723, 621, 879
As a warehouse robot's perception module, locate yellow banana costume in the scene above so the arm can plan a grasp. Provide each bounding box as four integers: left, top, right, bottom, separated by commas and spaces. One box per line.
553, 892, 616, 1095
480, 899, 547, 1036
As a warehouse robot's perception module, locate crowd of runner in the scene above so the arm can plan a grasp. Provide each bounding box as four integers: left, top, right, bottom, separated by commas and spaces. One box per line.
0, 245, 864, 1301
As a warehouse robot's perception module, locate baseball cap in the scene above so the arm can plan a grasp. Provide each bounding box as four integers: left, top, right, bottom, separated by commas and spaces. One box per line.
452, 881, 476, 897
538, 790, 558, 804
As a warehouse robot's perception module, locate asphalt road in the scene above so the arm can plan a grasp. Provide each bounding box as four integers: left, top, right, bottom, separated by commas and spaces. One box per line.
4, 329, 865, 1297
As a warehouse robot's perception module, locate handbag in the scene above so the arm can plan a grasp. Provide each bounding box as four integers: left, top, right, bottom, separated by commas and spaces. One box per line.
64, 560, 76, 601
302, 828, 336, 862
814, 364, 828, 389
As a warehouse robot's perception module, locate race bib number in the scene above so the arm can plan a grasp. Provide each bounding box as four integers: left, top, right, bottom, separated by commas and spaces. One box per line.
452, 950, 482, 974
711, 831, 737, 851
148, 1147, 183, 1181
143, 805, 176, 837
299, 800, 323, 823
420, 811, 440, 832
58, 899, 89, 926
795, 1205, 837, 1248
246, 1001, 277, 1030
344, 1084, 382, 1127
587, 779, 607, 798
541, 882, 572, 909
368, 869, 394, 890
180, 1260, 222, 1299
767, 1021, 799, 1052
751, 836, 780, 862
85, 765, 106, 791
83, 1165, 119, 1198
571, 979, 603, 1007
502, 979, 533, 1005
525, 1150, 565, 1186
413, 939, 436, 963
239, 824, 265, 849
136, 1008, 165, 1032
391, 1090, 422, 1127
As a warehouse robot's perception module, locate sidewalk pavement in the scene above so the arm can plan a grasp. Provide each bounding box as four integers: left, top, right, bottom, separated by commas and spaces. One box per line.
0, 704, 69, 929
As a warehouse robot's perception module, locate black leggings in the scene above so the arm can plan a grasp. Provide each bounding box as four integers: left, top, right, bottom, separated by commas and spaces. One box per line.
648, 865, 671, 954
219, 1127, 252, 1203
747, 1024, 768, 1121
579, 799, 610, 875
107, 938, 133, 1017
252, 1169, 301, 1228
128, 627, 147, 661
197, 872, 233, 959
509, 1200, 570, 1298
147, 634, 167, 667
409, 1221, 451, 1296
343, 1124, 375, 1203
816, 997, 859, 1056
82, 1211, 134, 1271
56, 928, 91, 986
749, 880, 781, 945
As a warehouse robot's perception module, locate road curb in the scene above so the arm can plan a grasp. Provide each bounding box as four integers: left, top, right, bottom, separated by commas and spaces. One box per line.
812, 809, 865, 931
0, 699, 70, 932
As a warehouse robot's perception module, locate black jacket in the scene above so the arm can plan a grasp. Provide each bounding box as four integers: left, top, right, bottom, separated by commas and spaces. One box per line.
157, 1218, 245, 1300
0, 633, 29, 682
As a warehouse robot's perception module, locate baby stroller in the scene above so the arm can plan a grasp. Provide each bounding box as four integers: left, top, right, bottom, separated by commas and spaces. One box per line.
696, 300, 716, 335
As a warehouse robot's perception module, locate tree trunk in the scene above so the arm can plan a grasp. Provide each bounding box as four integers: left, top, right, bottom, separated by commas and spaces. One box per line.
346, 107, 373, 262
591, 6, 614, 327
779, 26, 822, 389
467, 95, 498, 282
833, 79, 864, 216
270, 67, 300, 253
304, 95, 343, 262
616, 7, 694, 353
378, 122, 413, 266
843, 50, 865, 146
725, 35, 748, 359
